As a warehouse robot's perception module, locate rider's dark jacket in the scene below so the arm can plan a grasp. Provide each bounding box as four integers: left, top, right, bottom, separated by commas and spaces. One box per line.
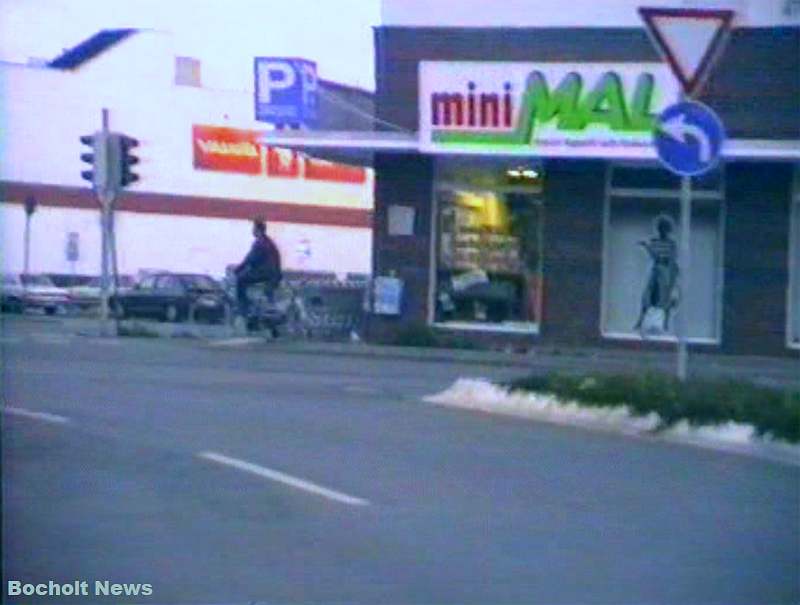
236, 235, 282, 284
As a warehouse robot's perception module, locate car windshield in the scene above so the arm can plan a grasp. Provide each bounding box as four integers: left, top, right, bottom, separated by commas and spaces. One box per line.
21, 275, 55, 287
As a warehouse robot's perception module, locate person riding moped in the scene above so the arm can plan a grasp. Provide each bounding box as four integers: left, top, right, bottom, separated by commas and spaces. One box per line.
234, 218, 282, 332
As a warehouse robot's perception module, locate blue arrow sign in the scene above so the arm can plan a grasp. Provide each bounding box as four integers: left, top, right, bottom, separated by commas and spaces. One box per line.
654, 101, 726, 177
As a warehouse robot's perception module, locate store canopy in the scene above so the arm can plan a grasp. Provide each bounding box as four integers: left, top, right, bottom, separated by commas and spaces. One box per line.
258, 129, 800, 165
257, 130, 418, 168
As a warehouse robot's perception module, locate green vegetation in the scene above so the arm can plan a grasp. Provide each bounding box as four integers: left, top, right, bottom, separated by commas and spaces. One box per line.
508, 373, 800, 443
380, 323, 484, 351
116, 322, 159, 338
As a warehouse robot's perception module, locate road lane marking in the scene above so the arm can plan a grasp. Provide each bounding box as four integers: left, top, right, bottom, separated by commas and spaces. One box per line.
208, 337, 264, 347
3, 406, 70, 425
344, 385, 381, 395
30, 332, 71, 342
197, 451, 370, 507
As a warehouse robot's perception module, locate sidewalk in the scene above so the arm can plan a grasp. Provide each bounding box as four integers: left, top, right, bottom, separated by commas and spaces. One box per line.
208, 337, 800, 389
30, 313, 800, 389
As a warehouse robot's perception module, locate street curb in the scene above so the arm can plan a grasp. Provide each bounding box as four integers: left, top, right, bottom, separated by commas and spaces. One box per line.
66, 318, 799, 386
426, 379, 800, 468
204, 338, 540, 368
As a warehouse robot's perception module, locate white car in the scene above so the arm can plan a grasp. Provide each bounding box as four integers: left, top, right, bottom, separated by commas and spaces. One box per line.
69, 275, 135, 309
1, 274, 70, 315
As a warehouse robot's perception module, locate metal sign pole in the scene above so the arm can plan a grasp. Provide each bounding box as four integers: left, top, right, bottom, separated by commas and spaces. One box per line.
677, 175, 692, 381
23, 214, 31, 275
639, 7, 731, 383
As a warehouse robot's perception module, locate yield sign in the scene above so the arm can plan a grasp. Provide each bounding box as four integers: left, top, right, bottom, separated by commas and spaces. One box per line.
639, 7, 734, 97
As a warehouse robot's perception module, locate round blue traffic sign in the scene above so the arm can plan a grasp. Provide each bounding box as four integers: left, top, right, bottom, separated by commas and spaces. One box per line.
654, 101, 726, 177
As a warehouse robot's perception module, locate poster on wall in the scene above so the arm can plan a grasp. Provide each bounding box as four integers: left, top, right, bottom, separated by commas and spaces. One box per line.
419, 61, 680, 158
373, 276, 403, 315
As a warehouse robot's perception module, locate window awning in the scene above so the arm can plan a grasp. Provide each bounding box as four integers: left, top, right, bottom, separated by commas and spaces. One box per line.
257, 130, 800, 163
257, 130, 417, 167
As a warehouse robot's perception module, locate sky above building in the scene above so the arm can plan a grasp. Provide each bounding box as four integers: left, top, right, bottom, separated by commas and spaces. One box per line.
0, 0, 380, 91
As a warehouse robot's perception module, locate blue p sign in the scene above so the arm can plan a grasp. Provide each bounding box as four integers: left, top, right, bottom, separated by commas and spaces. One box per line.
254, 58, 318, 127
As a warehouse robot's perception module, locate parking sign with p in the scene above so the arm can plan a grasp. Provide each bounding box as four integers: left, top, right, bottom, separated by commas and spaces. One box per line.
254, 58, 318, 128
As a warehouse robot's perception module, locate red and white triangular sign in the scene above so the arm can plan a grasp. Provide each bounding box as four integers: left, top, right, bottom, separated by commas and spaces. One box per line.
639, 7, 734, 97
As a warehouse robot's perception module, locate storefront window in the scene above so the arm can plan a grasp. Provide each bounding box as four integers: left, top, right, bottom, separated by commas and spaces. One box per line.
602, 164, 725, 343
433, 158, 543, 332
788, 166, 800, 349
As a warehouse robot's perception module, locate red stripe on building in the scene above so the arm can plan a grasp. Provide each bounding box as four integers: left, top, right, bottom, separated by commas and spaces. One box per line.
1, 182, 373, 229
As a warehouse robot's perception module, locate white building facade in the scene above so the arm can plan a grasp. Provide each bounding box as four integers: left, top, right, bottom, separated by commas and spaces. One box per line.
0, 30, 373, 280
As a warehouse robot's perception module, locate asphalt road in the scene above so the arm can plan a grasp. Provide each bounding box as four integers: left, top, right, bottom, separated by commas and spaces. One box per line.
2, 316, 799, 604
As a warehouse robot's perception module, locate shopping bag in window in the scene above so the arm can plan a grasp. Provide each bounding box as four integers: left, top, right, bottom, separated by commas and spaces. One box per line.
641, 307, 666, 336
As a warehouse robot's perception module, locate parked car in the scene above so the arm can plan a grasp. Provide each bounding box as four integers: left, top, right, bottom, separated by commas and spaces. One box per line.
1, 274, 70, 314
109, 272, 230, 323
69, 275, 135, 309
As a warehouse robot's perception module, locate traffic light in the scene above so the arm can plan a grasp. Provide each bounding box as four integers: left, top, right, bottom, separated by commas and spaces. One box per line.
79, 132, 110, 191
117, 134, 140, 188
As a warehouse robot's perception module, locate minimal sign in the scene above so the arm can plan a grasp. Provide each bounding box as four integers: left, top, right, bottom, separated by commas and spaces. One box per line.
419, 61, 679, 158
654, 101, 725, 176
254, 58, 318, 127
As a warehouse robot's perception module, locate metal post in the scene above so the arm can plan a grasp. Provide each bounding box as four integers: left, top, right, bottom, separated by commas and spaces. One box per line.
23, 213, 31, 275
98, 108, 114, 336
108, 210, 121, 335
677, 175, 692, 381
99, 206, 111, 336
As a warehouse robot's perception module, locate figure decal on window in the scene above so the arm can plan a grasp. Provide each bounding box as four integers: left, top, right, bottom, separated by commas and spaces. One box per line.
634, 214, 681, 334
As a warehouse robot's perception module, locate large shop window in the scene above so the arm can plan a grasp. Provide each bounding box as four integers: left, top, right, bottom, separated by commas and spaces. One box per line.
602, 165, 725, 343
433, 158, 544, 333
788, 167, 800, 349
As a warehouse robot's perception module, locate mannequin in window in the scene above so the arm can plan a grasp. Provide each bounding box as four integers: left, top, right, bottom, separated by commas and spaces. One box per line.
634, 214, 680, 333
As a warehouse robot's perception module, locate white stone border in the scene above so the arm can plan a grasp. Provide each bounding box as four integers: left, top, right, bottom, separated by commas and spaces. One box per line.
425, 378, 800, 467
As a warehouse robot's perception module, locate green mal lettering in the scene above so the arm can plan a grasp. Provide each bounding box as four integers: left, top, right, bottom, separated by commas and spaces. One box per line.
432, 69, 658, 146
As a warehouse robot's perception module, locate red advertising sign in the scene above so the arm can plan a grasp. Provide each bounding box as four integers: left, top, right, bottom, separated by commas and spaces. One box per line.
192, 124, 367, 184
304, 157, 367, 184
267, 147, 300, 178
193, 125, 262, 174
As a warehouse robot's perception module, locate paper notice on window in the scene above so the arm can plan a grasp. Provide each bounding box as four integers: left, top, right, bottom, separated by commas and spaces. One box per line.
388, 205, 416, 236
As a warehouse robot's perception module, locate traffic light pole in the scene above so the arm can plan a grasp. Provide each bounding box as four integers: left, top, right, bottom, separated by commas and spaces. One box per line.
81, 109, 138, 337
98, 109, 116, 337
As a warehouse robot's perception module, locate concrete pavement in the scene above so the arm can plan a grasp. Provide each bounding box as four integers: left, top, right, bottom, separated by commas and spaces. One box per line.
4, 313, 800, 388
2, 314, 798, 603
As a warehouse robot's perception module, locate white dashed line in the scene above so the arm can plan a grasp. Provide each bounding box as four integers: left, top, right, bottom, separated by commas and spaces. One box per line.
208, 337, 264, 347
31, 333, 72, 344
197, 451, 370, 507
344, 385, 381, 395
3, 406, 70, 425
